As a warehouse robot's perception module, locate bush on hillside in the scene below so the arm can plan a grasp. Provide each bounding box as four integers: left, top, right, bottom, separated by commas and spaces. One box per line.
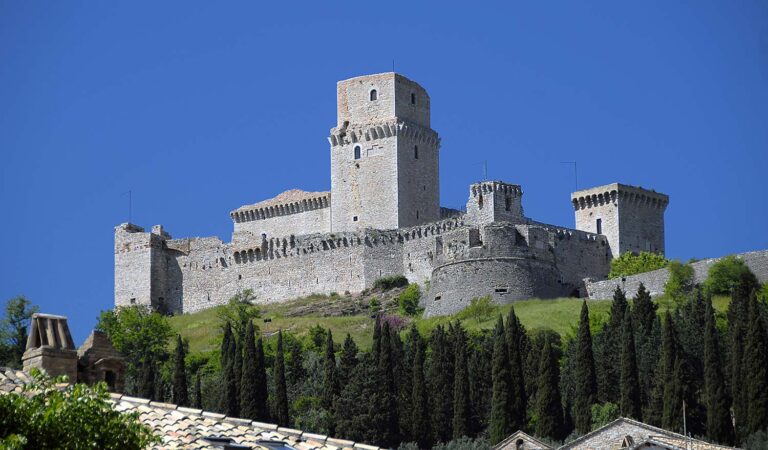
457, 296, 495, 322
704, 255, 759, 295
372, 275, 409, 291
591, 402, 619, 431
608, 252, 669, 279
664, 261, 695, 303
398, 284, 422, 316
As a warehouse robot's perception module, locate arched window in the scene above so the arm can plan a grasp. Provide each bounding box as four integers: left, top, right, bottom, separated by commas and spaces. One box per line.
414, 145, 419, 159
354, 145, 361, 160
370, 89, 378, 101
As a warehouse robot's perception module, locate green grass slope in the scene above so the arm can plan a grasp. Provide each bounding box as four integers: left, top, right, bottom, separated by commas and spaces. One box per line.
169, 292, 731, 355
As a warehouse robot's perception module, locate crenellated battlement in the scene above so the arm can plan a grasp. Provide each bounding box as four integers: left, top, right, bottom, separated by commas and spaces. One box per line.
470, 181, 522, 198
328, 119, 439, 148
571, 183, 668, 211
231, 191, 331, 224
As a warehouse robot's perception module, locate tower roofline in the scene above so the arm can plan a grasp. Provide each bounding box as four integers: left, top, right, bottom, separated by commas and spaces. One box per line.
571, 182, 668, 203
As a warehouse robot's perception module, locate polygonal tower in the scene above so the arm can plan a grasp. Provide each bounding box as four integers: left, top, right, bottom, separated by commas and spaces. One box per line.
328, 73, 440, 232
571, 183, 669, 258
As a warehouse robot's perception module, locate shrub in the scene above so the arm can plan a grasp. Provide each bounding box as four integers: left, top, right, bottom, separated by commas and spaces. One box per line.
704, 255, 759, 295
591, 402, 619, 430
457, 296, 495, 322
608, 252, 669, 278
398, 284, 422, 316
368, 297, 381, 313
664, 260, 695, 303
372, 275, 409, 291
0, 369, 158, 449
380, 314, 407, 331
761, 283, 768, 301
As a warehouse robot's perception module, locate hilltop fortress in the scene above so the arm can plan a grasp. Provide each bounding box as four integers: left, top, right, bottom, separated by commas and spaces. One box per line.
115, 73, 671, 317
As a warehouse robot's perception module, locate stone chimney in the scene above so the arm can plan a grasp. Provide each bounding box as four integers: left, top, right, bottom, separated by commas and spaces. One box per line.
22, 313, 78, 382
77, 330, 126, 392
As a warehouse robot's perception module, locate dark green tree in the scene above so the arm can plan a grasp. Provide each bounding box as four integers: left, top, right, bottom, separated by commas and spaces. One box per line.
321, 330, 338, 410
194, 370, 202, 409
728, 271, 757, 437
0, 296, 38, 368
172, 334, 188, 407
428, 325, 454, 443
744, 298, 768, 436
468, 332, 493, 436
240, 320, 259, 420
375, 322, 400, 447
339, 333, 359, 384
489, 316, 513, 445
221, 322, 239, 417
703, 299, 734, 445
595, 286, 627, 403
573, 301, 597, 434
619, 309, 641, 420
273, 331, 290, 426
254, 337, 269, 421
535, 337, 565, 441
659, 313, 683, 432
632, 283, 659, 411
453, 325, 471, 439
372, 316, 382, 363
506, 307, 527, 431
139, 355, 156, 400
411, 337, 431, 448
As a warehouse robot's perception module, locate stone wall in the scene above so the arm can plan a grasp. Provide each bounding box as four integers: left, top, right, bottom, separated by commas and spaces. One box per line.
231, 192, 331, 241
585, 249, 768, 299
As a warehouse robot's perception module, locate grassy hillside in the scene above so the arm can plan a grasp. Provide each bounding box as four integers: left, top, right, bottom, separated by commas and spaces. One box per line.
169, 290, 732, 355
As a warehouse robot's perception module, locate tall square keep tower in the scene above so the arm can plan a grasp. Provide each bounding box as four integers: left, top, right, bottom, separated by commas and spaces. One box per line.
572, 183, 669, 258
328, 73, 440, 232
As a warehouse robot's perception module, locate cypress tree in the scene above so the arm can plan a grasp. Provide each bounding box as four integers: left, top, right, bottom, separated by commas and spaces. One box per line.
506, 307, 527, 431
428, 325, 454, 443
596, 286, 628, 403
372, 315, 382, 363
620, 309, 641, 420
288, 339, 305, 387
573, 301, 597, 434
453, 325, 471, 439
469, 332, 493, 436
411, 337, 431, 448
194, 370, 202, 409
233, 333, 243, 404
728, 271, 754, 437
535, 336, 565, 441
240, 320, 259, 420
321, 329, 338, 410
274, 331, 290, 426
376, 322, 399, 447
703, 299, 734, 445
660, 313, 682, 432
489, 316, 513, 445
339, 333, 359, 384
632, 283, 659, 410
172, 334, 189, 406
254, 337, 269, 421
223, 336, 239, 416
744, 298, 768, 435
139, 355, 156, 400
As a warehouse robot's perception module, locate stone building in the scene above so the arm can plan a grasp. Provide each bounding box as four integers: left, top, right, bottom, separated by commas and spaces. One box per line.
22, 313, 125, 391
114, 73, 671, 317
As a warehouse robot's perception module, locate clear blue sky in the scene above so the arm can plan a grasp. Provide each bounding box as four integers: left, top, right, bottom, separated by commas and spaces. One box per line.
1, 1, 766, 343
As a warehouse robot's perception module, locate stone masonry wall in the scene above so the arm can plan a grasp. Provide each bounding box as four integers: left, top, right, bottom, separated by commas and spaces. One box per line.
232, 205, 331, 242
585, 249, 768, 299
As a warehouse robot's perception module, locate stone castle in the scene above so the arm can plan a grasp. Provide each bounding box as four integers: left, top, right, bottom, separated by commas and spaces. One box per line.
114, 73, 670, 317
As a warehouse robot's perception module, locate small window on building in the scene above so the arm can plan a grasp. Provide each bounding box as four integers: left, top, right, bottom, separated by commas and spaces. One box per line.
414, 145, 419, 159
596, 218, 603, 234
370, 89, 378, 101
411, 92, 416, 104
353, 216, 358, 222
130, 298, 136, 305
505, 196, 512, 211
495, 288, 509, 294
354, 145, 361, 160
478, 194, 484, 209
416, 210, 419, 219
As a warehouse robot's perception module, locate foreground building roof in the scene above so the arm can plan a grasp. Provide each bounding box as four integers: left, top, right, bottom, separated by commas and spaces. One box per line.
493, 417, 738, 450
0, 367, 381, 450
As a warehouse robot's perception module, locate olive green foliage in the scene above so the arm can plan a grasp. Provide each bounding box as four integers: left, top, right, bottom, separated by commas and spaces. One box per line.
704, 256, 759, 296
664, 261, 695, 303
457, 296, 495, 323
0, 296, 38, 369
372, 275, 409, 291
608, 251, 669, 279
590, 402, 619, 430
96, 305, 172, 396
0, 369, 158, 449
398, 284, 422, 316
216, 289, 261, 337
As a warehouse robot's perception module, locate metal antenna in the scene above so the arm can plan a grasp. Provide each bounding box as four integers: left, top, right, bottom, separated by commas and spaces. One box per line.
392, 59, 395, 73
122, 190, 132, 223
484, 160, 488, 181
560, 161, 578, 190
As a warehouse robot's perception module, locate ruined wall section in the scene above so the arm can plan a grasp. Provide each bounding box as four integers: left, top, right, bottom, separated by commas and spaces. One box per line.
585, 249, 768, 300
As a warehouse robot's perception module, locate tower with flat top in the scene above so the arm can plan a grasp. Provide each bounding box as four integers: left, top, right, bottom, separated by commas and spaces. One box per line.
328, 73, 440, 232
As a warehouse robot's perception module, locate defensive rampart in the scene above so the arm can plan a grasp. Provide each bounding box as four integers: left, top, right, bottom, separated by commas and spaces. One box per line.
584, 249, 768, 299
